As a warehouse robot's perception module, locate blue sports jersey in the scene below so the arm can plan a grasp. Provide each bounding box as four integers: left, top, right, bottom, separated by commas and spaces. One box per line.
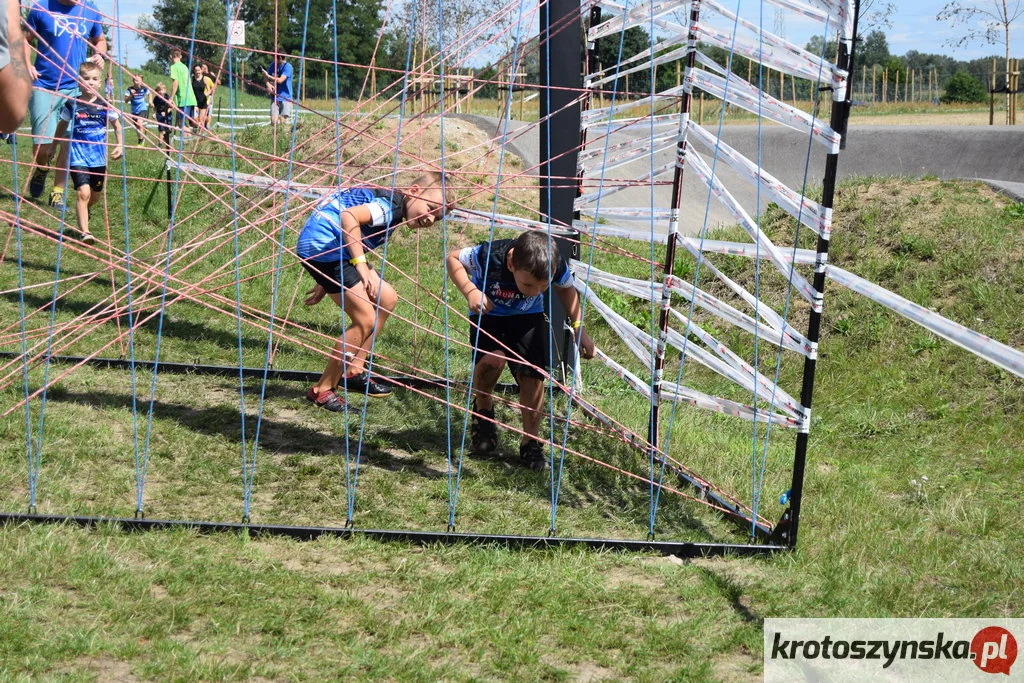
296, 188, 406, 262
127, 85, 149, 114
60, 99, 118, 168
26, 0, 104, 91
269, 61, 293, 102
457, 239, 573, 317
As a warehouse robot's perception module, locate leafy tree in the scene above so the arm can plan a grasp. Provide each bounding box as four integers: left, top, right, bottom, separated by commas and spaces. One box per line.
137, 0, 227, 66
139, 0, 385, 99
938, 0, 1024, 122
596, 26, 653, 95
941, 69, 989, 102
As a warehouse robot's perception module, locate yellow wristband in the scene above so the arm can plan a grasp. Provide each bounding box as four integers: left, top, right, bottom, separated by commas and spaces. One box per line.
572, 319, 582, 330
349, 255, 367, 266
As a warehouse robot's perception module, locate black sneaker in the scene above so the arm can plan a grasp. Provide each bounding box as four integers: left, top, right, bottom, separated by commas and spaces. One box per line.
28, 169, 48, 199
519, 440, 549, 471
470, 403, 498, 455
339, 371, 392, 398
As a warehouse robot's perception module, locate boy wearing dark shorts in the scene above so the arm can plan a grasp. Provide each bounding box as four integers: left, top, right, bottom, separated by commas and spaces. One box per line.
446, 231, 595, 470
152, 82, 172, 147
296, 173, 452, 412
49, 61, 123, 244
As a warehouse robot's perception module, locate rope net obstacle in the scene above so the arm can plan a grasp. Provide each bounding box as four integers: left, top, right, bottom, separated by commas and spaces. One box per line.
2, 0, 1021, 553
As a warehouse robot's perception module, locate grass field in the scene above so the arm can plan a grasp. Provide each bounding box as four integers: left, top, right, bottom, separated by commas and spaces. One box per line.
1, 119, 1023, 679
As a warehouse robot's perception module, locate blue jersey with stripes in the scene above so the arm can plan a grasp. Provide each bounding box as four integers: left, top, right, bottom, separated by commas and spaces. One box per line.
59, 99, 118, 168
296, 188, 406, 262
457, 239, 573, 317
127, 85, 149, 114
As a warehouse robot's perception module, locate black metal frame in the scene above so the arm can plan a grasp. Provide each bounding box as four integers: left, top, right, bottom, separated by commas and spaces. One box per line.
780, 0, 861, 549
0, 513, 787, 557
2, 3, 859, 558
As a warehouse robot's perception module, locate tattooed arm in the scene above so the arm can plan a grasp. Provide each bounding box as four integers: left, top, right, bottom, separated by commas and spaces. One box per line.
0, 0, 32, 133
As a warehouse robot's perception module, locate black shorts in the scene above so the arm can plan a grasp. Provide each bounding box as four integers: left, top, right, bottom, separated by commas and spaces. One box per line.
470, 312, 551, 380
301, 258, 375, 295
155, 111, 171, 134
69, 166, 105, 192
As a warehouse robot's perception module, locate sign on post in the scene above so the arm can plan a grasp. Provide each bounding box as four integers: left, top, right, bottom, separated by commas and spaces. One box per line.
228, 20, 245, 46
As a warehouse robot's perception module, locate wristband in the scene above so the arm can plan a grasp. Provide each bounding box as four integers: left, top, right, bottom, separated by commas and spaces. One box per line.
349, 255, 367, 266
572, 319, 582, 330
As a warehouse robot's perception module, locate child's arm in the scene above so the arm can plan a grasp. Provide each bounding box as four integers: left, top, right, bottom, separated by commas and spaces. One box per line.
339, 205, 380, 300
445, 248, 492, 314
110, 115, 124, 159
555, 285, 595, 359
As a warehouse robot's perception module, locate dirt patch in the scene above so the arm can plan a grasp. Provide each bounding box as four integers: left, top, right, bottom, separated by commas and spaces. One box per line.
569, 661, 617, 681
604, 565, 664, 591
56, 656, 139, 682
712, 647, 761, 682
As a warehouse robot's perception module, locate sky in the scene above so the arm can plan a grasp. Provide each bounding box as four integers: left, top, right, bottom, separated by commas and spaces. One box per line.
104, 0, 1016, 69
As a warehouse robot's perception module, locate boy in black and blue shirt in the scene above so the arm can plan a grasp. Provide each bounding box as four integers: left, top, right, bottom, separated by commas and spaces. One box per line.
446, 231, 595, 470
124, 73, 151, 144
49, 61, 124, 244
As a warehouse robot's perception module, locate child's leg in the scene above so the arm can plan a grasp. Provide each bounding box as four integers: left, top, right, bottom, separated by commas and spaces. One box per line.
312, 276, 397, 394
514, 374, 544, 442
472, 353, 506, 411
75, 184, 92, 235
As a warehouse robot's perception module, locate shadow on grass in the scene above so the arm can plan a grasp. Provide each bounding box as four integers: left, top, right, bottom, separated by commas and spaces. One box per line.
4, 289, 279, 356
49, 387, 449, 479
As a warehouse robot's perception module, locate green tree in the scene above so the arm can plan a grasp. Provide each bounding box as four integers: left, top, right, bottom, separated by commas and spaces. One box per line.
137, 0, 227, 66
139, 0, 385, 99
940, 69, 988, 102
938, 0, 1024, 123
596, 26, 653, 95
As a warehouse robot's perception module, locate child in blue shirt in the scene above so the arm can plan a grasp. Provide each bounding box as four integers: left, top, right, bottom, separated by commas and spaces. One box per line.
124, 73, 151, 144
446, 231, 594, 470
49, 61, 123, 244
298, 172, 453, 412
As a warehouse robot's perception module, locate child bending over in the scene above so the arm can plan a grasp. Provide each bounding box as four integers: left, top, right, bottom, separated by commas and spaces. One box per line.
446, 230, 595, 470
298, 172, 453, 411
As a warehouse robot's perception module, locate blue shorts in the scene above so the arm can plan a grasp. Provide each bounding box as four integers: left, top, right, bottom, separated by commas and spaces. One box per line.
175, 105, 195, 126
30, 87, 77, 144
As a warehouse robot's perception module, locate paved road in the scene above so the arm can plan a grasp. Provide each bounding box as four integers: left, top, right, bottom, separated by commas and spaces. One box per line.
456, 115, 1024, 236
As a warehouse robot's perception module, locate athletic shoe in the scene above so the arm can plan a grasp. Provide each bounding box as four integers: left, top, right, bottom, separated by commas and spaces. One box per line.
519, 440, 549, 471
48, 187, 65, 207
28, 169, 48, 199
80, 232, 96, 246
470, 403, 498, 455
305, 386, 347, 412
339, 371, 392, 398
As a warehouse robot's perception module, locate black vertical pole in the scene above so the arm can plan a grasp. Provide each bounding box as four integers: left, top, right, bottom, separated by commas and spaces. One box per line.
649, 2, 701, 449
781, 1, 860, 549
539, 0, 582, 380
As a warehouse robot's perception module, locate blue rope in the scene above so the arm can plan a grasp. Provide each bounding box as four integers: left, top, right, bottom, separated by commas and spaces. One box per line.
27, 89, 79, 510
431, 0, 458, 530
451, 0, 531, 524
138, 0, 203, 510
222, 4, 253, 521
651, 0, 747, 532
750, 16, 835, 527
243, 0, 316, 521
11, 136, 38, 512
331, 0, 354, 521
551, 0, 634, 534
107, 16, 145, 516
345, 0, 422, 525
